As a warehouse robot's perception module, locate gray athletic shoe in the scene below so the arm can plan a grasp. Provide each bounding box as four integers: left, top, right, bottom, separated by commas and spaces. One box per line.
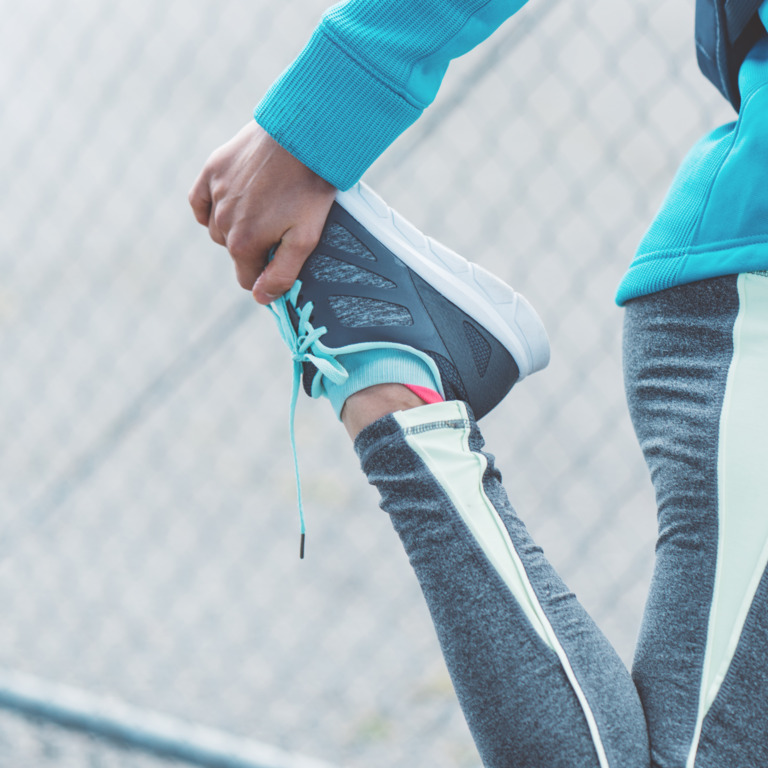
272, 181, 550, 420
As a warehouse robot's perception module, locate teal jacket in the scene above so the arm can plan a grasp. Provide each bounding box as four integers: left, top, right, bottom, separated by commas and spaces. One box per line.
255, 0, 768, 305
255, 0, 530, 190
616, 33, 768, 304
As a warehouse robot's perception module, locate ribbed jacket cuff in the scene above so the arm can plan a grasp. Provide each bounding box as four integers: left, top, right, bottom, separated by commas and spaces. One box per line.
254, 27, 422, 190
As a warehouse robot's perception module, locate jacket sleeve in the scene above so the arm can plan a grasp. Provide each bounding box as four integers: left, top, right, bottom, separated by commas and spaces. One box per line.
253, 0, 530, 190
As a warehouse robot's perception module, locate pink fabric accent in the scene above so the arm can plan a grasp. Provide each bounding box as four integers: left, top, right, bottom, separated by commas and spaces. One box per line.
404, 384, 444, 405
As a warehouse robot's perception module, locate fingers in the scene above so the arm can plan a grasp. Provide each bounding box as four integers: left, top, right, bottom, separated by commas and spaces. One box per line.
208, 210, 227, 247
252, 225, 324, 305
227, 224, 269, 290
188, 172, 212, 226
189, 121, 337, 300
189, 167, 228, 246
189, 168, 329, 299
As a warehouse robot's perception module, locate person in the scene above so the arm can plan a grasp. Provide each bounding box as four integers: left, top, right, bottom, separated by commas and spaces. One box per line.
188, 1, 768, 765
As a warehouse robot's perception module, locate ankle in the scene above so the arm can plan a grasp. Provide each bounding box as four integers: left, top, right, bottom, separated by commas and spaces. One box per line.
341, 383, 426, 439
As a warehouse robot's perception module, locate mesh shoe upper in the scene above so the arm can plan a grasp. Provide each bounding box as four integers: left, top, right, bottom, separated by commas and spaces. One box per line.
278, 191, 546, 420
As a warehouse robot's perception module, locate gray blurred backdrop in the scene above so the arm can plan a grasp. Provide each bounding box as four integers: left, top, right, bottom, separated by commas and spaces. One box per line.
0, 0, 735, 766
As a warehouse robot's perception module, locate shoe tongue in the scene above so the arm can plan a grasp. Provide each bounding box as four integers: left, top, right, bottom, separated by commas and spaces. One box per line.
301, 360, 319, 397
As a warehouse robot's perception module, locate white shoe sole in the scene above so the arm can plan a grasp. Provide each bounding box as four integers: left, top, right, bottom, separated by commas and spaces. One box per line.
335, 182, 550, 381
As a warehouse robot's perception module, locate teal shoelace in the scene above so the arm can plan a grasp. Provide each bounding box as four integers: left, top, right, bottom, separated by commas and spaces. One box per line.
268, 280, 349, 558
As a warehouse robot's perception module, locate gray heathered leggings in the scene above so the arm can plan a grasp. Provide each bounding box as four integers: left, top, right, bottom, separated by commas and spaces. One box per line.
353, 273, 768, 768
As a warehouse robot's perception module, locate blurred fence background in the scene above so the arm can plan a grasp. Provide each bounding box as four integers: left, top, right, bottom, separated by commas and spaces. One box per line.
1, 0, 735, 765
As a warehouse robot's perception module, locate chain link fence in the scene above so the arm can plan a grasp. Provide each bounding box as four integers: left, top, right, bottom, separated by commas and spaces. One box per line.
1, 0, 735, 766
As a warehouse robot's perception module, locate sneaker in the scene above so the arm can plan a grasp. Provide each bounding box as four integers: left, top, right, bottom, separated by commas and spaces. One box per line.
271, 181, 550, 420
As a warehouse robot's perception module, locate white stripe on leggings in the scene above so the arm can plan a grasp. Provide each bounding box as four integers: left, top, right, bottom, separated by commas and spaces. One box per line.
395, 400, 610, 768
687, 272, 768, 767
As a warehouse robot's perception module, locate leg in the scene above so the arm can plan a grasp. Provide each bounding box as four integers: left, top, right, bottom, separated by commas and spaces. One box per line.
270, 183, 648, 766
624, 274, 768, 767
349, 395, 649, 768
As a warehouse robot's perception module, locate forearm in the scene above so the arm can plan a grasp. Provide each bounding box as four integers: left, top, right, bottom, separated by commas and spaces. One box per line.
254, 0, 530, 189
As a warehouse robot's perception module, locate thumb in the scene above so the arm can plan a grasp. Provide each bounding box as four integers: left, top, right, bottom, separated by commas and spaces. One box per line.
252, 227, 321, 305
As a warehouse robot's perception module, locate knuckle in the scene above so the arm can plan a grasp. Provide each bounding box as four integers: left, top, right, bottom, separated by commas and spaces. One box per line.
226, 232, 251, 261
187, 190, 209, 223
209, 179, 225, 202
203, 150, 222, 176
234, 264, 257, 290
208, 227, 225, 246
212, 205, 230, 234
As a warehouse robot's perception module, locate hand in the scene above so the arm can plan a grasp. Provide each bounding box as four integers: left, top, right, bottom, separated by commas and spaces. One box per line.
188, 121, 336, 304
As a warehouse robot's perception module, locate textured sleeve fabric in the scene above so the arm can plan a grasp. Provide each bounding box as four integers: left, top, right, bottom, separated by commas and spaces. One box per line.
254, 0, 530, 190
615, 35, 768, 305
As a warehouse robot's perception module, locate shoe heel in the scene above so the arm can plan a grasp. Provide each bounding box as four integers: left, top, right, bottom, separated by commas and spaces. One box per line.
471, 264, 550, 379
511, 294, 551, 377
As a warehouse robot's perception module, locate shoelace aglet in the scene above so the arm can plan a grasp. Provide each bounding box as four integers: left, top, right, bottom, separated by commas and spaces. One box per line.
268, 284, 347, 562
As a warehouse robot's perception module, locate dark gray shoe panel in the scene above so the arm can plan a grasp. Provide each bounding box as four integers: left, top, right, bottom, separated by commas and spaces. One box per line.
296, 202, 520, 418
297, 203, 433, 347
410, 273, 519, 419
